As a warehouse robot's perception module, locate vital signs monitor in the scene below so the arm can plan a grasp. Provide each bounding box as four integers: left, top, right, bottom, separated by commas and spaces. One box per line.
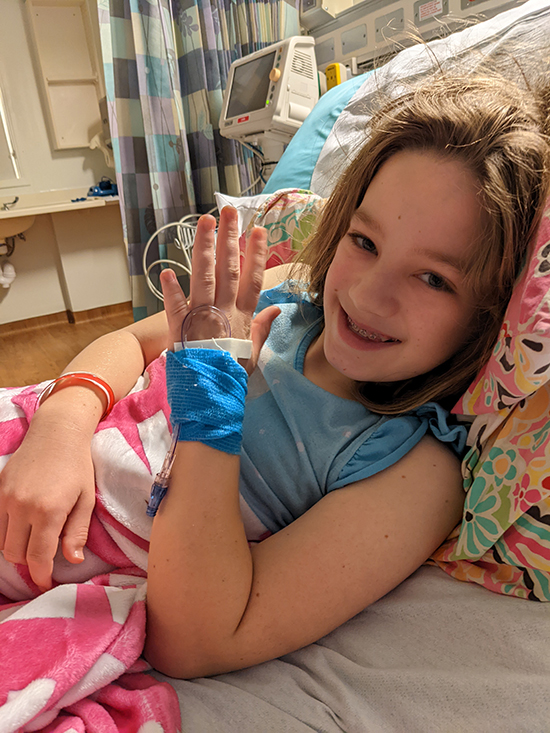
219, 36, 319, 165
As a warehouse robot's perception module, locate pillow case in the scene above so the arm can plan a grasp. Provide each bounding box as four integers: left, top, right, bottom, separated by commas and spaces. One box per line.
431, 198, 550, 601
221, 188, 325, 269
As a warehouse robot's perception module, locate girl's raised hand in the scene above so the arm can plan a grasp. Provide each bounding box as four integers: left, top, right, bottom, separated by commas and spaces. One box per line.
160, 206, 279, 371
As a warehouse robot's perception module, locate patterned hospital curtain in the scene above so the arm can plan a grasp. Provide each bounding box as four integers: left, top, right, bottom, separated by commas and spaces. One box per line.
97, 0, 300, 320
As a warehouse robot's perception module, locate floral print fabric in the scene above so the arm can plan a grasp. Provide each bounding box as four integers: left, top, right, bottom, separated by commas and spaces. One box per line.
249, 190, 550, 601
432, 199, 550, 601
241, 188, 325, 268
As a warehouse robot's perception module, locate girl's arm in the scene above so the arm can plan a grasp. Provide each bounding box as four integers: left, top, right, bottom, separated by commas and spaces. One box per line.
144, 208, 465, 679
0, 309, 170, 590
145, 434, 464, 679
0, 219, 284, 591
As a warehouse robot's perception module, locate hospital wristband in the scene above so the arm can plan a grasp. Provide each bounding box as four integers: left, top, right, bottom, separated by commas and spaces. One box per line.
37, 371, 115, 420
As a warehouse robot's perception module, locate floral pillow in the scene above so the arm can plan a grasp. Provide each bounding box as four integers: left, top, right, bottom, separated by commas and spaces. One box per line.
239, 188, 325, 269
432, 198, 550, 601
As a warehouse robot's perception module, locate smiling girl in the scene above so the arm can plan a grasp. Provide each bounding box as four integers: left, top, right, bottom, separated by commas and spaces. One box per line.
0, 73, 549, 679
304, 150, 482, 396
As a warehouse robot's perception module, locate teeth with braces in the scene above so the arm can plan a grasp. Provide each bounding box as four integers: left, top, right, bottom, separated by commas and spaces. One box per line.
347, 317, 397, 343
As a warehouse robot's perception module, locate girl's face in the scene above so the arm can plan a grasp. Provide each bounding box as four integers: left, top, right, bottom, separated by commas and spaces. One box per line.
315, 150, 486, 396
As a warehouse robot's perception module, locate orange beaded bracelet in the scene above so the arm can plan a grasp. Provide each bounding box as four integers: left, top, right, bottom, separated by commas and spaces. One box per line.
37, 371, 115, 421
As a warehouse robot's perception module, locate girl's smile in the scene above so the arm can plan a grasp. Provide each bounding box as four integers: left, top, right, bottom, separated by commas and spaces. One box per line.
343, 312, 400, 345
305, 150, 487, 399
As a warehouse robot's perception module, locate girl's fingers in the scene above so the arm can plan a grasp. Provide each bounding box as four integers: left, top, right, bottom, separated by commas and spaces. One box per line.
237, 226, 268, 315
215, 207, 241, 312
0, 513, 7, 550
61, 490, 95, 565
2, 515, 32, 567
26, 520, 63, 591
4, 511, 63, 591
190, 214, 217, 308
160, 269, 189, 348
163, 211, 264, 346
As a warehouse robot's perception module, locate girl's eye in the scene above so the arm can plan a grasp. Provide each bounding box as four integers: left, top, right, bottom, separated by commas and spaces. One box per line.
349, 233, 377, 253
419, 272, 453, 293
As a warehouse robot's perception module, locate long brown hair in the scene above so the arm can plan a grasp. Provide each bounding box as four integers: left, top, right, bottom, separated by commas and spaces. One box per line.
297, 74, 550, 414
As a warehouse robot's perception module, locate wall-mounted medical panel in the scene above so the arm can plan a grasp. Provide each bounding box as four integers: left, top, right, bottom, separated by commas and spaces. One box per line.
414, 0, 450, 25
375, 8, 404, 42
460, 0, 494, 8
315, 37, 337, 66
341, 24, 368, 55
310, 0, 528, 70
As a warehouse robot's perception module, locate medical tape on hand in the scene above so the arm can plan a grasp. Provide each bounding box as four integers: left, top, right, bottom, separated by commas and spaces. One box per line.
165, 348, 248, 455
173, 338, 252, 361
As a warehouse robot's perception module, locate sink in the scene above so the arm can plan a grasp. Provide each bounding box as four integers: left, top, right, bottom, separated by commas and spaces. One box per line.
0, 215, 36, 240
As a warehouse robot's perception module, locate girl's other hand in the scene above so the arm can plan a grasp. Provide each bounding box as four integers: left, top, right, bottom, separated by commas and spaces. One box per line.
0, 422, 95, 592
160, 206, 279, 372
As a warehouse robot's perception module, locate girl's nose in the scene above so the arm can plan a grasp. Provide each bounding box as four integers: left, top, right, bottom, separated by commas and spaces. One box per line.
349, 267, 399, 319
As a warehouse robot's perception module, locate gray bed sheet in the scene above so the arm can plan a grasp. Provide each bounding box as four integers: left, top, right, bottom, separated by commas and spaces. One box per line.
151, 566, 550, 732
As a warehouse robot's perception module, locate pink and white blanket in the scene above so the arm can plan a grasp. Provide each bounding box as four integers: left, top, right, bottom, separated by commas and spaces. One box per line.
0, 356, 182, 731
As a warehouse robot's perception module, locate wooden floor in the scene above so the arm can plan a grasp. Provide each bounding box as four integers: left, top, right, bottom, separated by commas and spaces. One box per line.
0, 305, 134, 387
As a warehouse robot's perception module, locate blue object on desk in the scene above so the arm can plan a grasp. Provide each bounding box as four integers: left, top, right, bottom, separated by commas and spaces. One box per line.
88, 178, 118, 197
71, 197, 87, 202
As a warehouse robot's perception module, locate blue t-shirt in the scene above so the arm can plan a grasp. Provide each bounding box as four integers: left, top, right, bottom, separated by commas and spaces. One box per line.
238, 285, 467, 534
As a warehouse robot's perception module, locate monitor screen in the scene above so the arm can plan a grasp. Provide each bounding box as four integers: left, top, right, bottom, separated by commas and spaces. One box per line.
226, 51, 276, 118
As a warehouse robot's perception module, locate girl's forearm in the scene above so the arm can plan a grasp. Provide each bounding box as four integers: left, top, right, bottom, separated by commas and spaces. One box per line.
30, 328, 151, 439
145, 442, 254, 678
145, 208, 271, 677
64, 329, 147, 399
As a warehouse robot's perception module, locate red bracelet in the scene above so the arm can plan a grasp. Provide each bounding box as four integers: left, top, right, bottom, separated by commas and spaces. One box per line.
37, 371, 115, 420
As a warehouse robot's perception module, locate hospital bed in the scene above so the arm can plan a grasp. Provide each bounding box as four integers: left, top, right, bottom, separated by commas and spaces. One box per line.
151, 1, 550, 729
1, 0, 549, 728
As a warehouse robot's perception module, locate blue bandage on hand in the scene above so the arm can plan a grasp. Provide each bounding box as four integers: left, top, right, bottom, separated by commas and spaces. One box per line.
165, 348, 248, 455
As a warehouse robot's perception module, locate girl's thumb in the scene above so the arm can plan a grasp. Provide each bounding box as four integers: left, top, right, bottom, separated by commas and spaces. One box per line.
249, 306, 281, 368
61, 494, 94, 564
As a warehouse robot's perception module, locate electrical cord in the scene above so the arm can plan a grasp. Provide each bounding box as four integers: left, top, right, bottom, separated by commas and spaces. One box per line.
240, 172, 265, 196
239, 141, 265, 196
143, 207, 217, 302
143, 139, 267, 302
240, 141, 265, 165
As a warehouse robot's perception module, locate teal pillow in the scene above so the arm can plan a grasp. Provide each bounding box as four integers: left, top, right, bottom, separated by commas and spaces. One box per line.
263, 72, 372, 194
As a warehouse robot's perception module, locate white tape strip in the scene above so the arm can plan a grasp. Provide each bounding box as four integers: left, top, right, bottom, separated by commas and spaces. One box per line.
172, 338, 253, 361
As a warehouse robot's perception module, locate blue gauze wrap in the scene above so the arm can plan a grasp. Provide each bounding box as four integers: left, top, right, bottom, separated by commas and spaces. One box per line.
165, 348, 248, 455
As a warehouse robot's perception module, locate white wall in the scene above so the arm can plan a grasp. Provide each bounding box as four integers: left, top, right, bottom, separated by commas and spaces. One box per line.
0, 0, 131, 325
0, 0, 111, 196
0, 213, 66, 321
0, 203, 131, 324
